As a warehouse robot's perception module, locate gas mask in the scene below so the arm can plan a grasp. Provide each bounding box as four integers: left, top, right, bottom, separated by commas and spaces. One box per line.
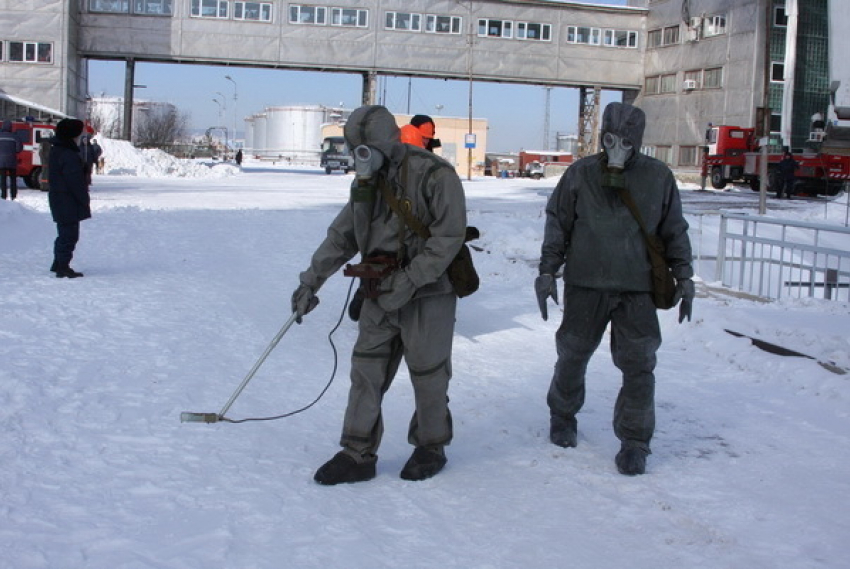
351, 144, 386, 203
602, 132, 634, 189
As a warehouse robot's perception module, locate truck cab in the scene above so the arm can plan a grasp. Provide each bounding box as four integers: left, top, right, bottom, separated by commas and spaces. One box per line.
320, 136, 353, 174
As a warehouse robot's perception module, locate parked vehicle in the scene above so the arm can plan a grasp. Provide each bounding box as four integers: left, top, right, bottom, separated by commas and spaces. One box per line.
320, 136, 353, 174
10, 120, 57, 190
702, 124, 849, 196
517, 150, 573, 179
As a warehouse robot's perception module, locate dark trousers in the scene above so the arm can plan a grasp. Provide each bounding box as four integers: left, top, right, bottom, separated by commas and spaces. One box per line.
0, 168, 17, 199
547, 286, 661, 450
54, 222, 80, 267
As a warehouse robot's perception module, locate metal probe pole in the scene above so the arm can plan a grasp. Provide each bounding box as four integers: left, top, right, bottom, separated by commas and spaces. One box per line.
181, 312, 299, 423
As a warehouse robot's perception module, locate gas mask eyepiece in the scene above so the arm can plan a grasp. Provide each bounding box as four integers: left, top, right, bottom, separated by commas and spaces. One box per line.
350, 145, 386, 203
602, 132, 634, 172
354, 145, 385, 181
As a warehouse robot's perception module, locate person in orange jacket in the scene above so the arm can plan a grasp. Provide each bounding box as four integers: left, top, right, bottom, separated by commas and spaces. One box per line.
400, 115, 441, 152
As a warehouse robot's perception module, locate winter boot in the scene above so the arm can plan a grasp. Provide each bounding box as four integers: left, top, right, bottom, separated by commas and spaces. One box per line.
314, 451, 377, 485
49, 261, 58, 273
615, 443, 649, 476
55, 265, 84, 279
399, 446, 447, 481
549, 415, 578, 448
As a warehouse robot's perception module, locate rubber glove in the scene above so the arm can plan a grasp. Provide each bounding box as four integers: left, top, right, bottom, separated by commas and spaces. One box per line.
535, 274, 559, 321
291, 283, 319, 324
674, 278, 695, 323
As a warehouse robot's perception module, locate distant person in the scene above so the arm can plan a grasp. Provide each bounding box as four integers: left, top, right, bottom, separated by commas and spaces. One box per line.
235, 149, 243, 166
91, 137, 104, 176
48, 118, 91, 279
38, 136, 51, 191
777, 151, 798, 199
400, 115, 441, 152
82, 136, 102, 186
0, 119, 23, 200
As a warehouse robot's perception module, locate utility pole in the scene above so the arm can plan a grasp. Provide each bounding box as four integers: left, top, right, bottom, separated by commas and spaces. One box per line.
543, 87, 552, 150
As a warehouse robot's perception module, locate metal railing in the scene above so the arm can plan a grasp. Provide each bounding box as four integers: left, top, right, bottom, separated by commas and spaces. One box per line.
716, 213, 850, 301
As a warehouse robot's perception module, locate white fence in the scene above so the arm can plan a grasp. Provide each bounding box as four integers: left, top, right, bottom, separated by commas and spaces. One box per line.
716, 213, 850, 301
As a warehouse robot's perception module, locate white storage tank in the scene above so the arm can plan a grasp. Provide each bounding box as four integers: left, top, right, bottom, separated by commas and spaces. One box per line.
243, 115, 255, 153
264, 105, 327, 163
252, 112, 268, 158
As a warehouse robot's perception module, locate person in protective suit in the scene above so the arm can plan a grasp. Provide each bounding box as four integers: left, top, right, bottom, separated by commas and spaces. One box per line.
535, 102, 694, 475
291, 105, 467, 485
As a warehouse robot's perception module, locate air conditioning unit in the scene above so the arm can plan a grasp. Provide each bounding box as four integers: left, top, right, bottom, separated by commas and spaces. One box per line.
683, 80, 698, 91
686, 28, 699, 42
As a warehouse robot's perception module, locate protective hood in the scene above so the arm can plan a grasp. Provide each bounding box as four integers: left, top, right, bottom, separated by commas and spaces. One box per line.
343, 105, 402, 163
600, 102, 645, 159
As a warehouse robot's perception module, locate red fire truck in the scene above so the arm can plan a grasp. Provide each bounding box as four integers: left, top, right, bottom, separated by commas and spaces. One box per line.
10, 120, 57, 190
702, 124, 849, 196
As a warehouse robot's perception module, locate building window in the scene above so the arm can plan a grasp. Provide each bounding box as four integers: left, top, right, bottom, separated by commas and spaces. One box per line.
645, 76, 660, 95
89, 0, 130, 12
703, 67, 723, 88
478, 19, 513, 39
770, 113, 782, 134
517, 22, 552, 41
771, 62, 785, 83
774, 6, 788, 27
289, 5, 326, 25
234, 1, 271, 21
567, 26, 600, 45
425, 14, 461, 34
660, 74, 677, 93
684, 69, 702, 88
133, 0, 172, 14
386, 12, 422, 32
656, 146, 672, 165
663, 25, 679, 45
648, 25, 680, 48
191, 0, 228, 18
331, 7, 367, 27
703, 14, 727, 37
647, 29, 662, 48
679, 146, 698, 167
604, 29, 638, 48
8, 41, 53, 63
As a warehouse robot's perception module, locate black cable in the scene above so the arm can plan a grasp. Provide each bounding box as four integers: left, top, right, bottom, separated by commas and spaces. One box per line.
220, 278, 356, 424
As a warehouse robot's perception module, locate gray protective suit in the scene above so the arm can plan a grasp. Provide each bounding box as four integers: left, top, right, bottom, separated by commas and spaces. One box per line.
539, 102, 693, 452
298, 105, 467, 460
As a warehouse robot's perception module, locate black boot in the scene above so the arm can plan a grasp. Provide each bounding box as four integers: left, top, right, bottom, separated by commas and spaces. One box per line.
314, 451, 377, 485
50, 261, 58, 273
400, 446, 447, 481
615, 444, 649, 476
550, 415, 578, 448
55, 265, 84, 278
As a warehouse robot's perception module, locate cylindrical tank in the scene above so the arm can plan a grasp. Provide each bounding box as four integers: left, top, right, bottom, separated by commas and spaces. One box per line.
243, 115, 255, 153
252, 112, 268, 158
264, 105, 327, 162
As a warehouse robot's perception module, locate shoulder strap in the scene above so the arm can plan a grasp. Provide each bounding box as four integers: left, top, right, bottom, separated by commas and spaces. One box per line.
379, 152, 432, 240
615, 186, 664, 258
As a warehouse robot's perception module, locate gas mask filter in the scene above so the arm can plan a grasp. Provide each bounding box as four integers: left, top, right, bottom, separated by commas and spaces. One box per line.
350, 144, 385, 203
602, 132, 634, 189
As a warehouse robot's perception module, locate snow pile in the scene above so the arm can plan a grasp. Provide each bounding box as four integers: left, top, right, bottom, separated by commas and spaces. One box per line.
96, 137, 240, 178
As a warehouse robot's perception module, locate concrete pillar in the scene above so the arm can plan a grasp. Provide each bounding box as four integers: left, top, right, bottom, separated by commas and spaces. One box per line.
122, 58, 135, 142
362, 71, 378, 106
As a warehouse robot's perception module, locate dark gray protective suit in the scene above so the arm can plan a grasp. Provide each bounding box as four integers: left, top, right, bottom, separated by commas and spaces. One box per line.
298, 105, 467, 459
539, 103, 693, 452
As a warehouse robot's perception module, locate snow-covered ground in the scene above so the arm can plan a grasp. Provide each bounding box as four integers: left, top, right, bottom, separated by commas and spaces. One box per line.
1, 143, 848, 569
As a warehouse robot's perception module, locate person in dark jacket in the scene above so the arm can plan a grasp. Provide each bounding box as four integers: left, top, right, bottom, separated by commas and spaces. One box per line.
48, 118, 91, 278
0, 119, 23, 200
536, 102, 695, 476
777, 152, 798, 199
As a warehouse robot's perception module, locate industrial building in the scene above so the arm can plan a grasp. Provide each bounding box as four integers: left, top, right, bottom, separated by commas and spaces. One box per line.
0, 0, 843, 171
